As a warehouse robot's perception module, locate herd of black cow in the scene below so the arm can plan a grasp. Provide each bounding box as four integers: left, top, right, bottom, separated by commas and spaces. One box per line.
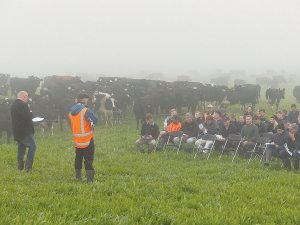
1, 73, 300, 144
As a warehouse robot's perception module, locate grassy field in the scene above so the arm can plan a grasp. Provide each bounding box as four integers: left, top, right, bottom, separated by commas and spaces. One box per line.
1, 82, 300, 224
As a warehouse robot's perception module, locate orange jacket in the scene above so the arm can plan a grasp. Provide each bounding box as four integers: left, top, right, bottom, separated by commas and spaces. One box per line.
68, 108, 94, 148
167, 122, 181, 132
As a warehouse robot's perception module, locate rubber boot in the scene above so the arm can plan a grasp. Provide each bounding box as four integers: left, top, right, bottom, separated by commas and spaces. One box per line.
25, 160, 33, 172
86, 170, 95, 183
293, 159, 299, 170
18, 161, 24, 170
75, 169, 82, 181
264, 150, 272, 166
282, 159, 291, 171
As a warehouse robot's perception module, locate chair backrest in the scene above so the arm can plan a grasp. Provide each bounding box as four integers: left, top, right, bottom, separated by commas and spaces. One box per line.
202, 134, 216, 141
256, 137, 269, 144
263, 133, 274, 140
227, 134, 242, 141
169, 131, 184, 137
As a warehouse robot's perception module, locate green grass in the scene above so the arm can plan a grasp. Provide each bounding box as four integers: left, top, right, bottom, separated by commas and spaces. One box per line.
1, 82, 300, 224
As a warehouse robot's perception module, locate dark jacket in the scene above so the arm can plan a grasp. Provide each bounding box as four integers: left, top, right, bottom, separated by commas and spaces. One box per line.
241, 123, 259, 142
236, 121, 246, 134
270, 130, 288, 151
203, 121, 220, 135
216, 118, 223, 128
195, 117, 203, 125
180, 120, 199, 138
141, 122, 160, 140
260, 117, 270, 125
287, 130, 300, 151
288, 110, 300, 123
255, 121, 268, 137
267, 123, 277, 134
10, 99, 34, 141
220, 123, 237, 139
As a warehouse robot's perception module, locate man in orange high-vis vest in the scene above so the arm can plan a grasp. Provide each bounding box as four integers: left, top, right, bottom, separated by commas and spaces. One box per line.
69, 93, 98, 183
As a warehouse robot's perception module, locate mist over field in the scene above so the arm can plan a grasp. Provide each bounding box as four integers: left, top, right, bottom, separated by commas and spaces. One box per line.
1, 0, 300, 81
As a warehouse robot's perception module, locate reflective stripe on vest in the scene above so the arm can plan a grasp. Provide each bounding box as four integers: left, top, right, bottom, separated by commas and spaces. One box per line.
73, 142, 91, 146
72, 109, 93, 137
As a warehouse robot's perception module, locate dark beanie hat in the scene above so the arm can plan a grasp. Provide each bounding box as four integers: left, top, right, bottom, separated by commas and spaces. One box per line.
215, 110, 222, 116
77, 93, 89, 99
277, 123, 285, 130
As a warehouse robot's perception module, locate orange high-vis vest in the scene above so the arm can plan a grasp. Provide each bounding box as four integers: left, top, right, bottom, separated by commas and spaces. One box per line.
68, 108, 94, 148
167, 122, 181, 132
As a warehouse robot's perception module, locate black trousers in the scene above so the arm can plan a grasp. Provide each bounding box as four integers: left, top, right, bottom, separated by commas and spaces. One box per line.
75, 138, 94, 171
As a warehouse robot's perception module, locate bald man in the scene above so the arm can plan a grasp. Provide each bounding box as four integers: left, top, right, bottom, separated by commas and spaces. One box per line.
11, 91, 37, 172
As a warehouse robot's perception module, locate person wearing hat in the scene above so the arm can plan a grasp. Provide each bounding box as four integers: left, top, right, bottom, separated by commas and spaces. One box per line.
202, 104, 215, 122
69, 93, 98, 182
252, 115, 267, 137
263, 123, 288, 166
214, 117, 237, 151
11, 91, 36, 172
279, 123, 300, 171
157, 114, 181, 151
267, 115, 278, 133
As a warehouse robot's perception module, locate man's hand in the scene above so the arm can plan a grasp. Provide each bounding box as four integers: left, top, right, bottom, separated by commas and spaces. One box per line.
185, 135, 189, 138
242, 141, 248, 146
275, 145, 279, 149
148, 135, 153, 139
220, 138, 226, 141
201, 127, 206, 132
289, 132, 295, 141
159, 131, 166, 137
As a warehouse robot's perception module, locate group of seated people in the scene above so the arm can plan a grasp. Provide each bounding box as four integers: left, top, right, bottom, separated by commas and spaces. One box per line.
135, 104, 300, 171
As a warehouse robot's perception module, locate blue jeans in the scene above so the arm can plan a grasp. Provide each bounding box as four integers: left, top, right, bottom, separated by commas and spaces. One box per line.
265, 145, 280, 157
279, 149, 300, 160
292, 149, 300, 160
17, 134, 37, 161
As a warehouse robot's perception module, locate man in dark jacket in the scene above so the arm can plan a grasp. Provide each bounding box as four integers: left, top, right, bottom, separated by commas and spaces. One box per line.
11, 91, 36, 171
215, 117, 237, 150
259, 108, 269, 124
253, 115, 268, 137
174, 112, 198, 152
135, 113, 159, 154
264, 123, 288, 166
279, 123, 300, 171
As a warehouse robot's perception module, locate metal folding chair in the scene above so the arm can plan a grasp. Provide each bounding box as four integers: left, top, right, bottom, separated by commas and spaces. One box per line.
247, 137, 269, 164
163, 131, 184, 155
263, 132, 274, 141
218, 134, 242, 161
194, 134, 216, 159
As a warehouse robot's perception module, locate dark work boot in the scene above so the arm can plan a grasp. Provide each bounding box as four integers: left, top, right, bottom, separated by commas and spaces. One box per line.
18, 161, 24, 171
293, 159, 299, 170
75, 169, 82, 181
86, 170, 95, 183
282, 159, 291, 171
25, 160, 33, 172
264, 150, 272, 166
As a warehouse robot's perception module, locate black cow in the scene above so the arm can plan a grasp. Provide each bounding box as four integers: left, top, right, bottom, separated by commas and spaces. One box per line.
266, 88, 285, 111
10, 76, 42, 98
234, 79, 247, 86
234, 84, 260, 111
293, 86, 300, 103
256, 77, 272, 88
0, 99, 13, 143
210, 77, 229, 86
52, 75, 82, 86
133, 95, 154, 130
273, 75, 287, 84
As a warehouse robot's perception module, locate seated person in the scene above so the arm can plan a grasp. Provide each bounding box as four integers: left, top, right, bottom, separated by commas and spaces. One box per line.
236, 115, 246, 134
202, 104, 215, 122
220, 108, 226, 118
173, 113, 198, 152
195, 115, 220, 153
283, 119, 290, 131
157, 115, 181, 151
263, 123, 288, 166
253, 115, 267, 137
267, 116, 278, 133
244, 106, 254, 117
232, 115, 259, 159
276, 111, 284, 124
282, 109, 288, 121
279, 123, 300, 171
259, 108, 269, 124
164, 109, 183, 131
135, 113, 159, 154
194, 111, 203, 125
215, 117, 237, 151
214, 110, 223, 128
229, 114, 239, 130
288, 104, 300, 124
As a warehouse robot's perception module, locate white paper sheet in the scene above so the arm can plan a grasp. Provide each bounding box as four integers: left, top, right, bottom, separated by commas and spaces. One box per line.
32, 117, 44, 122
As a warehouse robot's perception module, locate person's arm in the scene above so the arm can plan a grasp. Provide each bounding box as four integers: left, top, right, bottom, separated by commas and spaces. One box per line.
140, 123, 146, 136
153, 124, 160, 140
85, 109, 99, 125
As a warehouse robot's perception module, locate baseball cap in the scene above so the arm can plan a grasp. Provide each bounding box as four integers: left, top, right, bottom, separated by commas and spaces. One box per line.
207, 104, 213, 108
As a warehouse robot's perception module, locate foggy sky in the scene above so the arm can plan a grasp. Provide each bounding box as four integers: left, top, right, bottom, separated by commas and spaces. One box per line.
1, 0, 300, 79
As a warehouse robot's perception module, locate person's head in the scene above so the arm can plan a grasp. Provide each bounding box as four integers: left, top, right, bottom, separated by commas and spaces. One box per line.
171, 114, 180, 124
247, 106, 253, 113
277, 123, 285, 135
195, 111, 200, 119
18, 91, 28, 103
283, 120, 290, 130
252, 115, 260, 125
259, 108, 265, 117
289, 123, 298, 135
256, 110, 260, 117
229, 114, 236, 122
270, 115, 276, 124
170, 109, 177, 116
185, 112, 193, 123
223, 117, 230, 127
282, 109, 287, 117
291, 104, 297, 113
76, 93, 89, 105
220, 108, 226, 117
276, 111, 283, 120
215, 111, 221, 120
146, 113, 153, 124
239, 115, 245, 123
245, 115, 252, 125
206, 115, 213, 125
207, 104, 213, 113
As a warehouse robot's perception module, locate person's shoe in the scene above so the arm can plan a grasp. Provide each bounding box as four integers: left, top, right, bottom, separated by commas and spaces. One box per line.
76, 169, 83, 181
264, 162, 269, 166
18, 161, 24, 170
86, 170, 95, 183
282, 159, 291, 171
264, 150, 272, 166
293, 159, 299, 170
25, 160, 33, 172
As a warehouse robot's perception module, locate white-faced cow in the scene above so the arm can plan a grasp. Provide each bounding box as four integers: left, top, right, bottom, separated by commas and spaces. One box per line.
93, 92, 116, 126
